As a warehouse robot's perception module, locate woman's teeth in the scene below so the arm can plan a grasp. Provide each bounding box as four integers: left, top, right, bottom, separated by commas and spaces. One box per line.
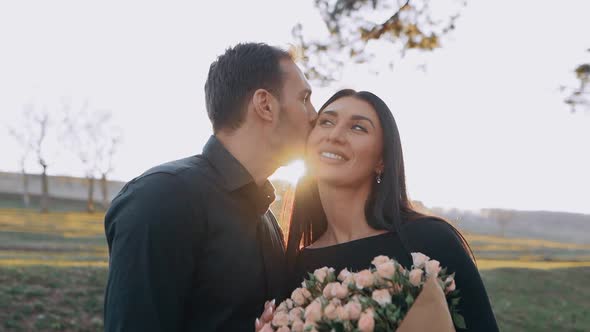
321, 152, 345, 161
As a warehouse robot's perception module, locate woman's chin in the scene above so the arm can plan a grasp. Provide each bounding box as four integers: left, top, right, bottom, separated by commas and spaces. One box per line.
315, 172, 353, 186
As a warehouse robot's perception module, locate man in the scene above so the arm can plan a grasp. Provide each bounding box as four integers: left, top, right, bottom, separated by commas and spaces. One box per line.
104, 42, 316, 331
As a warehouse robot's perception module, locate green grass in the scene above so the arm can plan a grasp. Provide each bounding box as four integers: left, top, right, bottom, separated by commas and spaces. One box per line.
0, 266, 588, 331
0, 266, 106, 331
482, 267, 590, 331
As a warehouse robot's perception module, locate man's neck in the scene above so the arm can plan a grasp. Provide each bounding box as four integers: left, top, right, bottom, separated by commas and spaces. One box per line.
216, 131, 279, 187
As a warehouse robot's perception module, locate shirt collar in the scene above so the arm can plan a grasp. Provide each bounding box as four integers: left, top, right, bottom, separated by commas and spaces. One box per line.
202, 135, 276, 212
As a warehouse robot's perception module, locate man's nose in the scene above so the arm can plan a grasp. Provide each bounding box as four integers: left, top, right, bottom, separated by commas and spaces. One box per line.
308, 105, 318, 123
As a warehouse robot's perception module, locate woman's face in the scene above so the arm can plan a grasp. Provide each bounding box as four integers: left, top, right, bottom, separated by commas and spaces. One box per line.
307, 96, 384, 187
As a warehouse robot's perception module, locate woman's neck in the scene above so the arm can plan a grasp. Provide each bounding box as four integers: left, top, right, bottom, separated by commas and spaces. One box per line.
313, 181, 387, 248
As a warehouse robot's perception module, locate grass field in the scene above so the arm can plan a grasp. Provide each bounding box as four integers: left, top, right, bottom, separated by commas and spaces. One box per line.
1, 208, 589, 331
1, 266, 588, 331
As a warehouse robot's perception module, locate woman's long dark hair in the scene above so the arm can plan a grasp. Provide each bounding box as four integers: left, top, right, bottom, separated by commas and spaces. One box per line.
286, 89, 474, 271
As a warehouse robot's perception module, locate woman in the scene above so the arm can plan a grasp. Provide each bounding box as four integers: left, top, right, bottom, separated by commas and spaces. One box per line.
256, 89, 498, 331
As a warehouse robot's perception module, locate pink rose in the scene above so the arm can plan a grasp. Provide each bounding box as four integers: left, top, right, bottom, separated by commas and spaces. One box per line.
371, 255, 391, 267
336, 305, 350, 321
338, 268, 352, 281
285, 299, 294, 310
291, 320, 305, 332
304, 300, 322, 322
291, 288, 306, 306
272, 311, 290, 327
345, 301, 362, 320
354, 269, 374, 289
409, 268, 424, 286
371, 289, 392, 306
276, 327, 290, 332
425, 259, 441, 277
376, 261, 396, 279
322, 282, 335, 299
302, 288, 312, 299
331, 283, 349, 299
323, 303, 338, 320
358, 310, 375, 332
411, 252, 430, 268
289, 307, 304, 322
259, 322, 274, 332
276, 301, 288, 313
313, 267, 334, 283
445, 276, 456, 293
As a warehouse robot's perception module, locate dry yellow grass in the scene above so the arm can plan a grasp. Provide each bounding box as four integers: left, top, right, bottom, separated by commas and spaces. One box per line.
465, 233, 590, 250
477, 259, 590, 270
2, 208, 590, 271
0, 208, 105, 237
0, 258, 108, 267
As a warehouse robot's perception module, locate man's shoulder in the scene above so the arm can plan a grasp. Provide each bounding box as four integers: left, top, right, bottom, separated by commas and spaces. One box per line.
114, 155, 219, 201
140, 155, 207, 177
133, 155, 216, 185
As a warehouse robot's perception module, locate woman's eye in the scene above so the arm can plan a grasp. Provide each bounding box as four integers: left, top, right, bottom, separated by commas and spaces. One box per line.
319, 119, 333, 126
352, 124, 367, 132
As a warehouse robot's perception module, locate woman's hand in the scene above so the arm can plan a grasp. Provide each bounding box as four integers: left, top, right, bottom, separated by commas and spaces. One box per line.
254, 299, 276, 332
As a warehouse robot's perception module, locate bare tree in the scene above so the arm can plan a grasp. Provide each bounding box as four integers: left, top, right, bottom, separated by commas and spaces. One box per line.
293, 0, 466, 85
7, 106, 36, 208
62, 99, 120, 212
97, 127, 122, 209
14, 105, 53, 213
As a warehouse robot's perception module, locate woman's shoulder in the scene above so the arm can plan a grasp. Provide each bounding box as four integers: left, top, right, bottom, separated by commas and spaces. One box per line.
401, 216, 466, 252
401, 216, 456, 235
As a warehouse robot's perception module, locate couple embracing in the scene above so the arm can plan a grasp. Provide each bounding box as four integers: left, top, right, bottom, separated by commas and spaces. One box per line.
103, 42, 498, 331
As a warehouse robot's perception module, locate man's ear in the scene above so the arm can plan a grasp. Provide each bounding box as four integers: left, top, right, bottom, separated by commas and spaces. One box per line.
252, 88, 277, 123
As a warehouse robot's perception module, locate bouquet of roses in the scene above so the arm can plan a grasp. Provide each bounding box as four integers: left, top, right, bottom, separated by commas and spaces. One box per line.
262, 253, 465, 332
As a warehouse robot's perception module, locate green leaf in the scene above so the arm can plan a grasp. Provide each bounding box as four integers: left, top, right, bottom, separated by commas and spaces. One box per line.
452, 312, 467, 329
405, 294, 414, 306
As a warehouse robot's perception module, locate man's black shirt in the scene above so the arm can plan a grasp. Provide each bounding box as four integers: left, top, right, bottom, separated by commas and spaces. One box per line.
104, 136, 287, 331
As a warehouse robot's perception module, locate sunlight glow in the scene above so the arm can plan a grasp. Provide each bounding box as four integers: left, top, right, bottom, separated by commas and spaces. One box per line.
270, 159, 307, 185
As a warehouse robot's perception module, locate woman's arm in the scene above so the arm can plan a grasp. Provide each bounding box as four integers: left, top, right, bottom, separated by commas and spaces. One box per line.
404, 218, 499, 332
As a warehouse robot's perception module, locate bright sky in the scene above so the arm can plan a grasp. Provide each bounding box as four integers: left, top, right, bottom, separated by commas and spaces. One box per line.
1, 0, 589, 214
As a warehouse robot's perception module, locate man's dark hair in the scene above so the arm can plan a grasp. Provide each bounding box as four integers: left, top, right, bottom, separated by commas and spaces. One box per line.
204, 42, 293, 133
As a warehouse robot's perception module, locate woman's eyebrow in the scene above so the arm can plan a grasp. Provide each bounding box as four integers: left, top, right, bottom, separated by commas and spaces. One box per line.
320, 110, 375, 128
351, 115, 375, 128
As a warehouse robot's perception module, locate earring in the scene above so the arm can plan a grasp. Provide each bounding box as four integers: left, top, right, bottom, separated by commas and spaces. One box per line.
376, 172, 382, 184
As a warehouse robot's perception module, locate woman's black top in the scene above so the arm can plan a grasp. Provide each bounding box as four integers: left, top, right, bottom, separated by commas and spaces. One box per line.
290, 217, 499, 331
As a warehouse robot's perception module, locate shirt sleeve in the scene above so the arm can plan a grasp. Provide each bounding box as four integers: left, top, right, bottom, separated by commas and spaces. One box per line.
103, 172, 204, 332
404, 218, 499, 332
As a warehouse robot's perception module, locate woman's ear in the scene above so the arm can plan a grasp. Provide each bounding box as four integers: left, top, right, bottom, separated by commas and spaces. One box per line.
252, 88, 277, 123
375, 159, 384, 174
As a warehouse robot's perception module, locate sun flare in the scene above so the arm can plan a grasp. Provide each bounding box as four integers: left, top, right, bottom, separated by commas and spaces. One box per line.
270, 159, 307, 185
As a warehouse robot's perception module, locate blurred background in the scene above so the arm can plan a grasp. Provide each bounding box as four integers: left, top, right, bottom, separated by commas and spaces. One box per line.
1, 0, 589, 331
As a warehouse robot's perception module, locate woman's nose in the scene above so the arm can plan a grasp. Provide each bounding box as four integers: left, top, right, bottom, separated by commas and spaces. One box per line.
326, 125, 346, 144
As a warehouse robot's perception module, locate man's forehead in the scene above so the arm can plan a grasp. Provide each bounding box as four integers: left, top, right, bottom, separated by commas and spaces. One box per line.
281, 59, 311, 90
